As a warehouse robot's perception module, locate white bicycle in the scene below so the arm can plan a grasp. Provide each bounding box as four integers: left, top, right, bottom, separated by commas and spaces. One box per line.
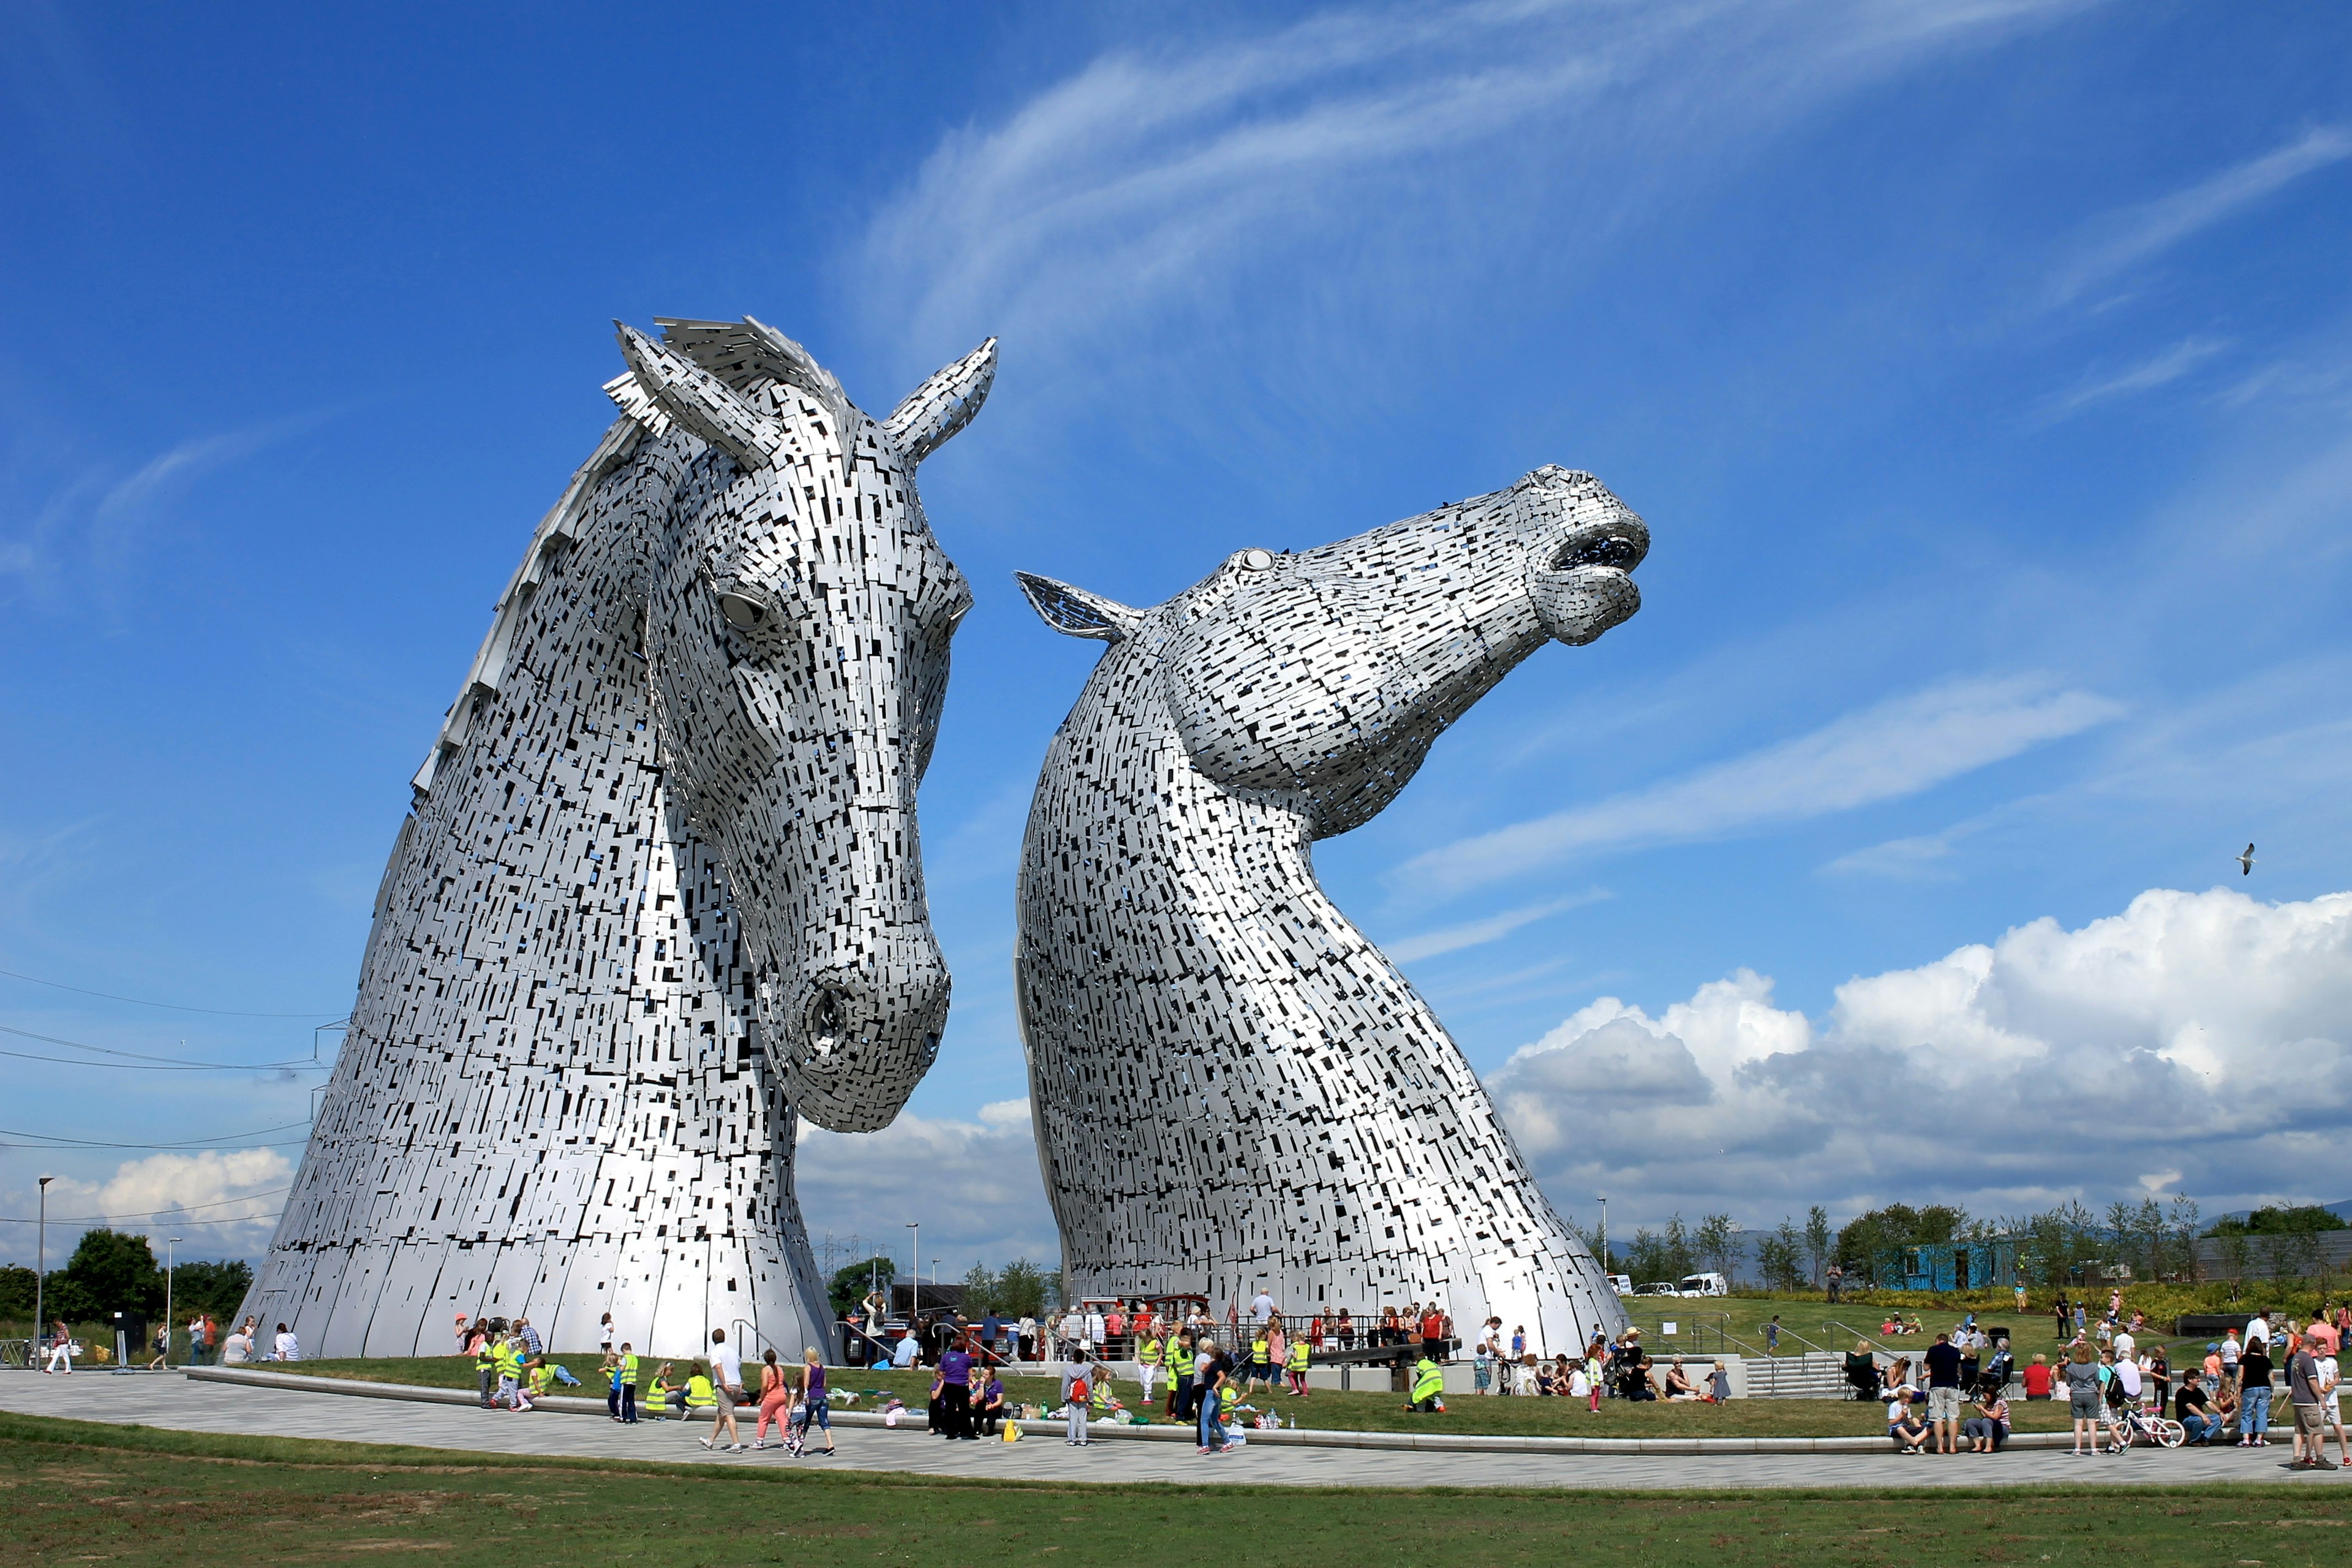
2109, 1398, 2185, 1451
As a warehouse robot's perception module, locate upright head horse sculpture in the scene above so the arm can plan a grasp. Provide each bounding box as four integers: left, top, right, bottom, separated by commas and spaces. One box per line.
1014, 466, 1643, 1354
243, 317, 993, 1357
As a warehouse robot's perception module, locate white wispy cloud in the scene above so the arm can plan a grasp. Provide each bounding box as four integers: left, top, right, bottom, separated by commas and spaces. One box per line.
1393, 677, 2122, 901
2036, 334, 2230, 422
2046, 125, 2352, 308
4, 418, 315, 601
1384, 889, 1608, 962
858, 0, 2083, 372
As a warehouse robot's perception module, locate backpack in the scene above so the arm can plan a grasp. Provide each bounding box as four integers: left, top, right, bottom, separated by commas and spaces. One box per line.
1071, 1377, 1089, 1402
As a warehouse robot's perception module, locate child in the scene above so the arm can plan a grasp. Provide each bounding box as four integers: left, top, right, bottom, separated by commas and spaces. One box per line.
1286, 1334, 1310, 1396
614, 1342, 641, 1424
1888, 1388, 1928, 1452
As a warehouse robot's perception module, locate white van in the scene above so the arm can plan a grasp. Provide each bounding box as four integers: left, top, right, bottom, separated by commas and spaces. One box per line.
1676, 1272, 1730, 1297
1606, 1274, 1633, 1297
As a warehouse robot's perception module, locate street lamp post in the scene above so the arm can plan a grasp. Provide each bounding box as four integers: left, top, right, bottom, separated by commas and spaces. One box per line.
164, 1237, 182, 1368
1596, 1195, 1607, 1278
904, 1222, 918, 1317
36, 1177, 53, 1356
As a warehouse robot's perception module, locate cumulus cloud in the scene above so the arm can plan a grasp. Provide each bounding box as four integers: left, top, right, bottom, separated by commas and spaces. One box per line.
0, 1148, 292, 1265
795, 1099, 1061, 1271
1494, 886, 2352, 1229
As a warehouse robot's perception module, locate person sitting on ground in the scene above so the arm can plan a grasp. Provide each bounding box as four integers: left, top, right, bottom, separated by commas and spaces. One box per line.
1882, 1316, 1899, 1336
2022, 1352, 2053, 1400
1535, 1358, 1561, 1396
1663, 1359, 1701, 1400
680, 1362, 716, 1419
1887, 1387, 1929, 1452
221, 1322, 253, 1365
1962, 1381, 2010, 1453
270, 1323, 301, 1362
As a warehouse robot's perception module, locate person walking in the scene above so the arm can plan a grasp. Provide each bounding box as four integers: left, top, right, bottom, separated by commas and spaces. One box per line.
753, 1349, 791, 1450
2062, 1343, 2102, 1456
2239, 1334, 2275, 1447
698, 1329, 744, 1451
1286, 1332, 1311, 1396
1060, 1350, 1093, 1447
797, 1346, 837, 1457
1138, 1325, 1166, 1408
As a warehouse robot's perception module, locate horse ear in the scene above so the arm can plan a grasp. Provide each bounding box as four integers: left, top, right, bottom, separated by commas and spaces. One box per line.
886, 338, 998, 464
612, 322, 783, 467
1014, 571, 1140, 642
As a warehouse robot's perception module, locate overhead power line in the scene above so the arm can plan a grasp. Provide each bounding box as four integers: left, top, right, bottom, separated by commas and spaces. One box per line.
0, 1022, 326, 1072
0, 1120, 313, 1151
0, 1210, 282, 1228
0, 1186, 293, 1226
0, 964, 342, 1019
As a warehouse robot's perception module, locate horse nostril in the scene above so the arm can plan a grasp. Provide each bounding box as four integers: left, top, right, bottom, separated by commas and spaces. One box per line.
1554, 535, 1643, 572
805, 988, 849, 1060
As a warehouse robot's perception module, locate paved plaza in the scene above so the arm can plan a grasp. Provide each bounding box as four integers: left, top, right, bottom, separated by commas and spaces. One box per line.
1, 1372, 2335, 1491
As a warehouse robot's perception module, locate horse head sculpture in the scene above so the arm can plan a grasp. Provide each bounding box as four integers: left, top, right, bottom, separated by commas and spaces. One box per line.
619, 320, 989, 1130
243, 317, 992, 1359
1011, 466, 1645, 1354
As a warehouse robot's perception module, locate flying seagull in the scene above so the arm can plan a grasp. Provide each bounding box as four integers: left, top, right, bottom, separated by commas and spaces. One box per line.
2236, 843, 2255, 876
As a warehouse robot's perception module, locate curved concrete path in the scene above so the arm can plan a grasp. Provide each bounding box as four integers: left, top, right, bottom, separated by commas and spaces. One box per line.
0, 1371, 2332, 1491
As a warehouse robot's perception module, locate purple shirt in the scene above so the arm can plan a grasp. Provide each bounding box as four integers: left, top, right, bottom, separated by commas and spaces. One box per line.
940, 1349, 972, 1386
804, 1363, 827, 1401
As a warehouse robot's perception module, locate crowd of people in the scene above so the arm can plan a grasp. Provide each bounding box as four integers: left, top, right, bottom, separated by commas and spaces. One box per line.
37, 1313, 281, 1371
1857, 1297, 2350, 1466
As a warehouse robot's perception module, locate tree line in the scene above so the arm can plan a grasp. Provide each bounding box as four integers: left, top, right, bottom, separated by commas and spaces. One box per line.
0, 1229, 252, 1325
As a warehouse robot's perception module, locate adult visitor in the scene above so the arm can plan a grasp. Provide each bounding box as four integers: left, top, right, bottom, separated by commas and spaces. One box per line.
1962, 1381, 2010, 1453
975, 1367, 1006, 1438
798, 1346, 837, 1457
2287, 1334, 2334, 1469
2022, 1353, 2052, 1401
1196, 1340, 1232, 1454
271, 1324, 301, 1362
2239, 1333, 2275, 1447
753, 1349, 791, 1450
2175, 1375, 2220, 1444
1845, 1341, 1879, 1403
936, 1335, 976, 1441
1923, 1331, 1964, 1454
2062, 1343, 2102, 1456
698, 1328, 745, 1452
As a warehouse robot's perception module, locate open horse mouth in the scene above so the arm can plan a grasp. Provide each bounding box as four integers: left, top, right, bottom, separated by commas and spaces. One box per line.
1533, 514, 1646, 647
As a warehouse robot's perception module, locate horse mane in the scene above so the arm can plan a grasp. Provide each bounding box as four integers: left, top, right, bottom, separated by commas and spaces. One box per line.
405, 317, 840, 805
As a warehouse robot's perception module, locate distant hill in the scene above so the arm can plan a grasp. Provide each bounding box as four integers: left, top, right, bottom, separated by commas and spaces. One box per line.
2207, 1199, 2352, 1227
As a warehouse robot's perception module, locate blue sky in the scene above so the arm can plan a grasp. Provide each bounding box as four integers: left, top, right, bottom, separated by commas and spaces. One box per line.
5, 0, 2350, 1276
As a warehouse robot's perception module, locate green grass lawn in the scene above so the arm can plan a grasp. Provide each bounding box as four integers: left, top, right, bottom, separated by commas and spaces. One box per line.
253, 1357, 2095, 1438
2, 1411, 2343, 1567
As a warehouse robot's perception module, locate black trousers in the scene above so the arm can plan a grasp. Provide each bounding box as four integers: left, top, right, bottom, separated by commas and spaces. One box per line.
937, 1382, 971, 1438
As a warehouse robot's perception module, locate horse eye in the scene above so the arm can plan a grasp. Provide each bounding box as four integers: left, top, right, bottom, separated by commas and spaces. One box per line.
717, 590, 769, 631
1556, 535, 1642, 571
1238, 548, 1275, 571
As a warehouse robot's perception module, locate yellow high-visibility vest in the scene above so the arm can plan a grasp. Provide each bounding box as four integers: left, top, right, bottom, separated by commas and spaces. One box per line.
1170, 1345, 1196, 1377
1287, 1340, 1309, 1372
1140, 1337, 1164, 1365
